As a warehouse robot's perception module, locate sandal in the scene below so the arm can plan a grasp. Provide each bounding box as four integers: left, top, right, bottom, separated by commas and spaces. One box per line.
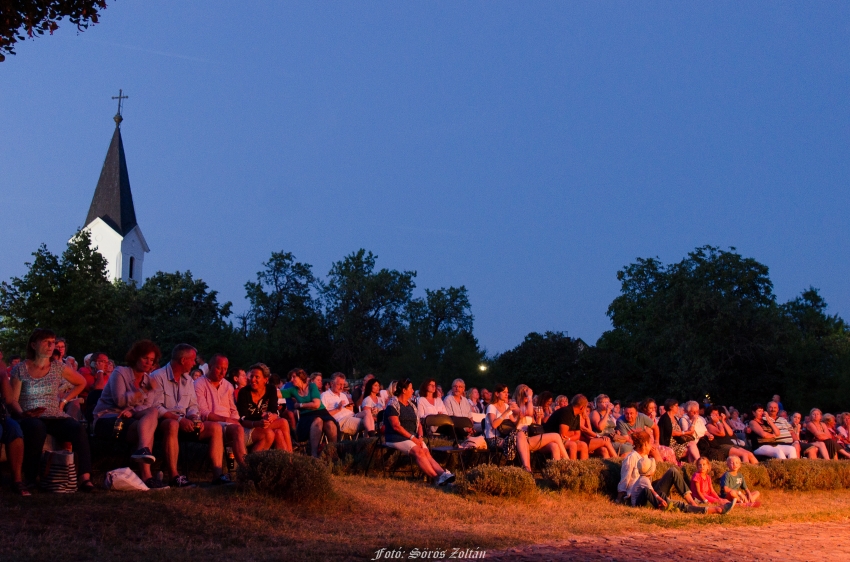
79, 479, 95, 493
12, 482, 31, 497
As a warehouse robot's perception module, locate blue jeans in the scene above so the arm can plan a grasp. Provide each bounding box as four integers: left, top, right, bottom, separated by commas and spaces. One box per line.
0, 417, 24, 444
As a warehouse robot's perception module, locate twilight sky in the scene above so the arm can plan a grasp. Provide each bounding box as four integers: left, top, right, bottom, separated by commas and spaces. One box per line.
2, 2, 849, 353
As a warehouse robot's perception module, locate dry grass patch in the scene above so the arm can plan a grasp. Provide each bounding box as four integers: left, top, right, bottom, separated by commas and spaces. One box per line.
3, 475, 850, 562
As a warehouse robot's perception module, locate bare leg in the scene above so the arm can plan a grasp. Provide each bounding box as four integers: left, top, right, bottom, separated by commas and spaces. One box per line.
268, 418, 292, 452
515, 431, 532, 470
527, 433, 568, 459
564, 439, 578, 460
225, 424, 248, 466
575, 440, 589, 460
7, 437, 25, 483
409, 446, 438, 478
199, 421, 224, 478
687, 442, 700, 463
355, 410, 375, 432
323, 419, 338, 445
309, 418, 323, 457
159, 418, 180, 479
730, 446, 757, 464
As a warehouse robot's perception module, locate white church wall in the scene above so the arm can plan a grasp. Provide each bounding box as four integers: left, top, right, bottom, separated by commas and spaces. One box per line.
120, 227, 147, 283
83, 218, 124, 282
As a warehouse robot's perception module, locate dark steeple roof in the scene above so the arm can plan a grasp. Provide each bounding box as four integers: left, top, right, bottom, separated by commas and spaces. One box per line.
85, 122, 138, 236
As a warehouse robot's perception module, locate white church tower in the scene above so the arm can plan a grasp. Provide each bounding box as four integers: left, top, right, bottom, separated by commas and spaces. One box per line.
81, 91, 150, 284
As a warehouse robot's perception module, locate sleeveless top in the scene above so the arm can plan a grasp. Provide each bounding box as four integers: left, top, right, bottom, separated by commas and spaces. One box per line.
11, 361, 68, 418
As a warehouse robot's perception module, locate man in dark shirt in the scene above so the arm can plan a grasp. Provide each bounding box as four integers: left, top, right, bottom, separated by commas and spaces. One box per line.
542, 394, 589, 459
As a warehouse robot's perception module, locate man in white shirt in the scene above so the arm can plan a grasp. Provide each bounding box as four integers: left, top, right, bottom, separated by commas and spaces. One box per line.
443, 378, 474, 438
151, 344, 229, 487
679, 400, 708, 463
321, 372, 376, 437
194, 354, 251, 467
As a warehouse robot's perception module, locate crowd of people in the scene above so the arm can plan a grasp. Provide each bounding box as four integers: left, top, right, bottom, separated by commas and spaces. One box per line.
1, 328, 848, 511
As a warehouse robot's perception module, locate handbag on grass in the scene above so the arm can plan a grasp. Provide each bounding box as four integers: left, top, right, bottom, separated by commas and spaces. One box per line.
40, 450, 77, 493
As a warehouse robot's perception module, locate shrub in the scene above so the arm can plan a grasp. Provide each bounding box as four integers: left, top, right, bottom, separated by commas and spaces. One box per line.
545, 458, 774, 496
456, 464, 537, 499
238, 450, 333, 503
764, 459, 850, 491
542, 458, 618, 494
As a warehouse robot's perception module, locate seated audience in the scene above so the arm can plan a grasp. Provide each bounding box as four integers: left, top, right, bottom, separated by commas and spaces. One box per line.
0, 366, 29, 496
591, 394, 632, 456
92, 340, 163, 487
620, 401, 663, 462
195, 354, 266, 467
655, 399, 694, 462
537, 391, 554, 424
384, 378, 455, 486
748, 404, 797, 459
151, 343, 230, 487
806, 408, 839, 460
679, 401, 707, 463
417, 378, 448, 424
237, 363, 292, 453
576, 396, 616, 458
6, 329, 94, 491
483, 383, 535, 471
720, 455, 761, 507
361, 378, 386, 421
321, 372, 375, 438
230, 369, 247, 402
280, 368, 337, 457
466, 387, 482, 414
543, 394, 591, 460
704, 406, 757, 464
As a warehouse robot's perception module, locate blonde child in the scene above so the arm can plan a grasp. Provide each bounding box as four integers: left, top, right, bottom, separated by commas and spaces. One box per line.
690, 457, 730, 505
720, 455, 761, 507
629, 457, 732, 514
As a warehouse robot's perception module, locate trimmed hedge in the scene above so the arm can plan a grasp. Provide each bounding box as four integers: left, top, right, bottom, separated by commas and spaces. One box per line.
543, 458, 845, 495
764, 459, 850, 491
456, 465, 537, 499
238, 450, 333, 502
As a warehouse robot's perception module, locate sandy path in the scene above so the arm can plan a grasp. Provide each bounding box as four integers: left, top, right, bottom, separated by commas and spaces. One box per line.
486, 520, 850, 561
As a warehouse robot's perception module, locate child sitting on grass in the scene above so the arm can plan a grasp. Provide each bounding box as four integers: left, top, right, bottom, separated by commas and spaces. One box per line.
629, 457, 733, 514
720, 455, 761, 507
690, 457, 731, 505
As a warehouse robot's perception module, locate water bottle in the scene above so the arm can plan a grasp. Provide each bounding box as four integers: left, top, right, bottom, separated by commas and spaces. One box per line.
113, 418, 124, 439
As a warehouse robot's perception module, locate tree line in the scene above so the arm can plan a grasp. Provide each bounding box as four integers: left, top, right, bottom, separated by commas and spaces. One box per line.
2, 236, 848, 412
0, 231, 487, 387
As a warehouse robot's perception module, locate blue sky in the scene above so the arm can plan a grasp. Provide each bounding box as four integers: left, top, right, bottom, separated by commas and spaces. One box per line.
2, 2, 849, 353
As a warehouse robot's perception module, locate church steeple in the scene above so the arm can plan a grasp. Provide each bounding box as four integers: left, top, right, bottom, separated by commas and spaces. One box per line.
84, 122, 138, 236
81, 91, 150, 284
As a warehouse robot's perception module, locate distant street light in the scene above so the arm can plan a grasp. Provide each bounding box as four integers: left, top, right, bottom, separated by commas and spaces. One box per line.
478, 364, 488, 372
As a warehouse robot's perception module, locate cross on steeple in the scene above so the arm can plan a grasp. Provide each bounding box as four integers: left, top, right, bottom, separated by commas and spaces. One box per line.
112, 89, 129, 125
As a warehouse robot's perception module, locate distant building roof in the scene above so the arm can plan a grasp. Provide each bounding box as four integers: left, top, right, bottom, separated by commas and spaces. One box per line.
84, 123, 138, 236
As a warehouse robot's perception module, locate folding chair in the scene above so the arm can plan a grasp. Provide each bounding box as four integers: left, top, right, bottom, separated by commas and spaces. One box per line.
424, 414, 467, 472
364, 411, 420, 479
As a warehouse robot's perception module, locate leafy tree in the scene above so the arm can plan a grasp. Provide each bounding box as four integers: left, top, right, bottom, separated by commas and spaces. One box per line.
242, 251, 328, 374
0, 230, 120, 357
1, 0, 109, 62
130, 270, 234, 359
320, 249, 416, 375
492, 331, 589, 396
778, 288, 850, 411
591, 246, 850, 410
390, 286, 485, 386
